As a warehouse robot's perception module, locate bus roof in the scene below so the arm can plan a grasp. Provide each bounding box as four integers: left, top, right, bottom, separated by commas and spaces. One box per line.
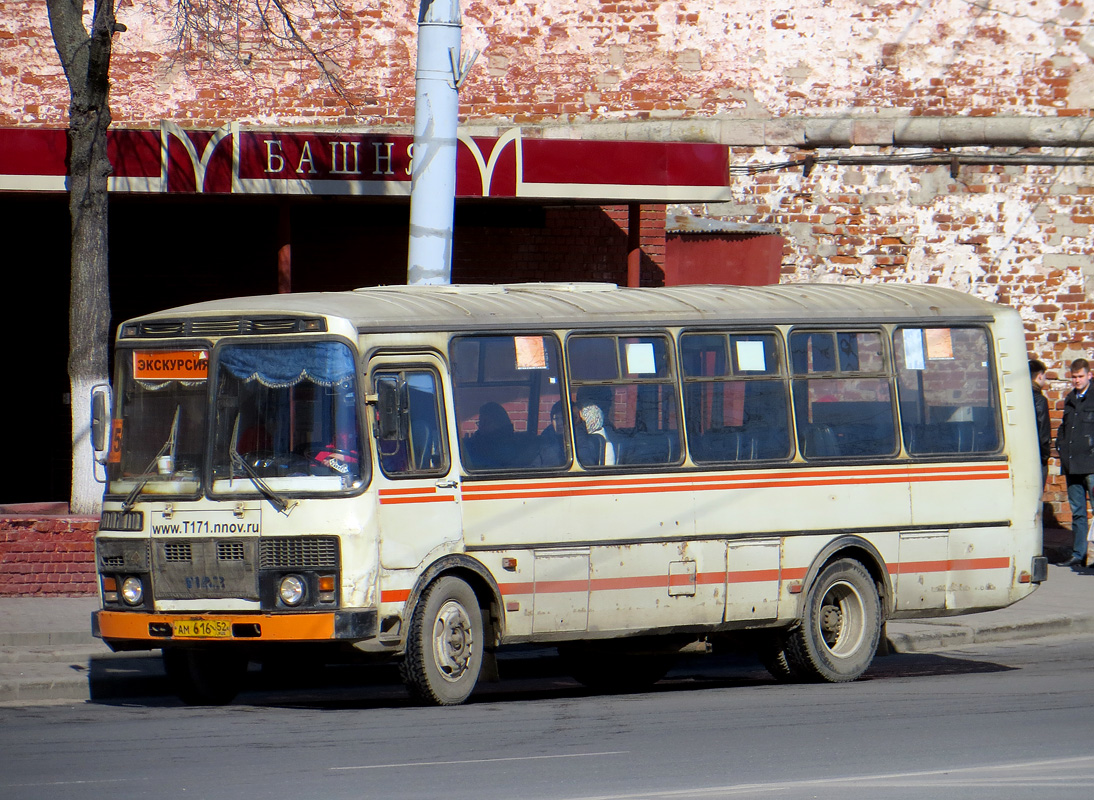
126, 282, 1007, 334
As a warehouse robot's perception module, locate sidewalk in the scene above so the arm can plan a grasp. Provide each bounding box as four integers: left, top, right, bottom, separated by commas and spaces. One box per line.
2, 530, 1092, 704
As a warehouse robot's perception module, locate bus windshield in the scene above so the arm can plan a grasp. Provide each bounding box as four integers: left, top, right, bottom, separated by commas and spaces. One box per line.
209, 340, 365, 495
107, 347, 210, 500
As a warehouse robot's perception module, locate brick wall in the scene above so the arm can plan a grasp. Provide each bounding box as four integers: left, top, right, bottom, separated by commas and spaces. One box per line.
0, 516, 99, 597
5, 2, 1089, 128
713, 149, 1094, 522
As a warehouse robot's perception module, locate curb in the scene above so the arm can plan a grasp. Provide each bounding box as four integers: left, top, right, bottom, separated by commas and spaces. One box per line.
0, 675, 95, 704
0, 631, 101, 648
0, 650, 166, 705
886, 612, 1094, 653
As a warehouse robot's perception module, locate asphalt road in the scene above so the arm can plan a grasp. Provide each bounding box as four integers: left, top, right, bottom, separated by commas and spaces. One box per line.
2, 635, 1092, 800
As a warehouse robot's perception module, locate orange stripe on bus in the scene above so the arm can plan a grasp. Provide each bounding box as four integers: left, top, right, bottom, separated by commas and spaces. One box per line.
727, 569, 783, 583
460, 463, 1010, 496
379, 495, 456, 505
381, 589, 411, 603
889, 557, 1011, 574
461, 465, 1010, 502
379, 486, 438, 497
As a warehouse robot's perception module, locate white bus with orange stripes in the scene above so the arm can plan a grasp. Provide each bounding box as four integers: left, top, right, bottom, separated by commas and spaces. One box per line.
91, 282, 1047, 705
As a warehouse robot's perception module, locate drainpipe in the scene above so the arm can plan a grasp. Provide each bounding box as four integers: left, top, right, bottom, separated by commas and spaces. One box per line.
407, 0, 477, 285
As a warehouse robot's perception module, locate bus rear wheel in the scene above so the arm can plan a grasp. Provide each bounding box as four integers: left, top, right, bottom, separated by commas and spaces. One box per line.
757, 638, 800, 682
162, 647, 248, 705
401, 576, 484, 706
785, 559, 881, 683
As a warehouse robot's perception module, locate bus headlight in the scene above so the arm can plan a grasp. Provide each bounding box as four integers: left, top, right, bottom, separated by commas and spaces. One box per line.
120, 576, 144, 606
278, 575, 306, 606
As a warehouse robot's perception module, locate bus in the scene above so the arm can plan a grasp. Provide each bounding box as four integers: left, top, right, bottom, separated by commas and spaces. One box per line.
90, 282, 1048, 705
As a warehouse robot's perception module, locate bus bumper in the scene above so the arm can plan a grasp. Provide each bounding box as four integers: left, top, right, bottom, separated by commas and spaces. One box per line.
93, 608, 377, 647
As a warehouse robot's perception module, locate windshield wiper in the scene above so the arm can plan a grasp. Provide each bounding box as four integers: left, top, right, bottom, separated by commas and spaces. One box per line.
228, 416, 297, 515
121, 406, 179, 512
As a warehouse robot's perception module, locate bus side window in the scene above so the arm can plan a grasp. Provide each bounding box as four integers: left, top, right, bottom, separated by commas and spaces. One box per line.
451, 335, 567, 473
374, 370, 449, 477
568, 334, 681, 468
681, 331, 791, 464
790, 329, 897, 459
894, 327, 1001, 456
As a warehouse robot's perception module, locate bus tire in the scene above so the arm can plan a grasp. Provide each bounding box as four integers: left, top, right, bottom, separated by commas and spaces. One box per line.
785, 558, 881, 683
757, 638, 799, 682
162, 647, 247, 706
401, 576, 484, 706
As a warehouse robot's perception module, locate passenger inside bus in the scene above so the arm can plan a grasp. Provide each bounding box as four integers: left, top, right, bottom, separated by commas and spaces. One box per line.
464, 401, 526, 469
578, 402, 616, 466
533, 402, 568, 466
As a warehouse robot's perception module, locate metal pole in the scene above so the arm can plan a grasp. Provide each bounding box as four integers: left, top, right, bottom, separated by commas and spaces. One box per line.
407, 0, 465, 285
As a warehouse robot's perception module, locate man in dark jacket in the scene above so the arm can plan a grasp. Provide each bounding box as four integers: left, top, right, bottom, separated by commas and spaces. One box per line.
1030, 359, 1050, 489
1056, 358, 1094, 566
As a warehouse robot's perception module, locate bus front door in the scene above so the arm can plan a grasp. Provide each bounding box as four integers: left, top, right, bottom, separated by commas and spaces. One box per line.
370, 357, 463, 571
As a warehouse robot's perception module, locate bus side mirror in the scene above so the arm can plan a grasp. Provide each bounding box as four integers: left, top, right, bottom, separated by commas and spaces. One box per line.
91, 384, 112, 464
376, 378, 407, 441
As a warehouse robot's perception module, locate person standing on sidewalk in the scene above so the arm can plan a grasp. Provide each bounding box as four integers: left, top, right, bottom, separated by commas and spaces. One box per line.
1056, 357, 1094, 566
1030, 359, 1051, 490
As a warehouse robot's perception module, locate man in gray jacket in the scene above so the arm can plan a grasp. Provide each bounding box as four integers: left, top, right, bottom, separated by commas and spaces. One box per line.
1056, 358, 1094, 566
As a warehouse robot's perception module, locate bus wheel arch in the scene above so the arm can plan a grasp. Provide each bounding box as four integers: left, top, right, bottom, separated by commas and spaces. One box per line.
398, 556, 503, 705
795, 537, 893, 622
784, 539, 890, 683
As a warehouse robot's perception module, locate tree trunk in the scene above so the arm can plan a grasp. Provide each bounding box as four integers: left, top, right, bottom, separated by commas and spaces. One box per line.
47, 0, 116, 515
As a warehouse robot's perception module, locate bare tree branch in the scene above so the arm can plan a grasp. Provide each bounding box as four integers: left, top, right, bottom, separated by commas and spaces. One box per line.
159, 0, 360, 109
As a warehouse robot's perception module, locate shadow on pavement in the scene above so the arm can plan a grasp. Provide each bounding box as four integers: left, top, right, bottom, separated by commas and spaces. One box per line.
86, 647, 1016, 710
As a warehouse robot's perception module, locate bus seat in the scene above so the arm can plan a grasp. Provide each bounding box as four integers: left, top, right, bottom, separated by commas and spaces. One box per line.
803, 424, 839, 458
954, 421, 975, 452
575, 429, 605, 466
696, 429, 769, 462
695, 430, 740, 461
751, 428, 790, 460
617, 432, 674, 465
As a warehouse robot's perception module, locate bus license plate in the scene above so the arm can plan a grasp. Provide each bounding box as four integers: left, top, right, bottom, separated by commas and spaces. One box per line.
173, 619, 231, 638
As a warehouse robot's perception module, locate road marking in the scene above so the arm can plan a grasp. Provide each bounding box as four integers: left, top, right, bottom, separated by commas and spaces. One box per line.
3, 778, 146, 789
331, 750, 629, 771
552, 754, 1094, 799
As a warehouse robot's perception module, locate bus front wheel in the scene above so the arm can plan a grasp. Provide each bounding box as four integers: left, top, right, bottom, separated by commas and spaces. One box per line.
401, 576, 484, 705
785, 559, 881, 683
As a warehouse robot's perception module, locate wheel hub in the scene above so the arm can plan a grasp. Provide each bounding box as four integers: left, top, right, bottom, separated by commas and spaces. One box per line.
433, 600, 474, 682
820, 604, 842, 643
817, 580, 865, 657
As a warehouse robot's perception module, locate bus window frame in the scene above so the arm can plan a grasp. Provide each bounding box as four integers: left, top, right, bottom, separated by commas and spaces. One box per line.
787, 326, 900, 461
449, 331, 570, 476
892, 323, 1004, 459
564, 329, 684, 470
678, 327, 794, 466
206, 334, 371, 500
369, 363, 453, 480
105, 338, 214, 504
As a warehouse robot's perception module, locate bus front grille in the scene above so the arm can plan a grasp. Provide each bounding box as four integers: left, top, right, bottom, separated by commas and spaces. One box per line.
260, 537, 339, 569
